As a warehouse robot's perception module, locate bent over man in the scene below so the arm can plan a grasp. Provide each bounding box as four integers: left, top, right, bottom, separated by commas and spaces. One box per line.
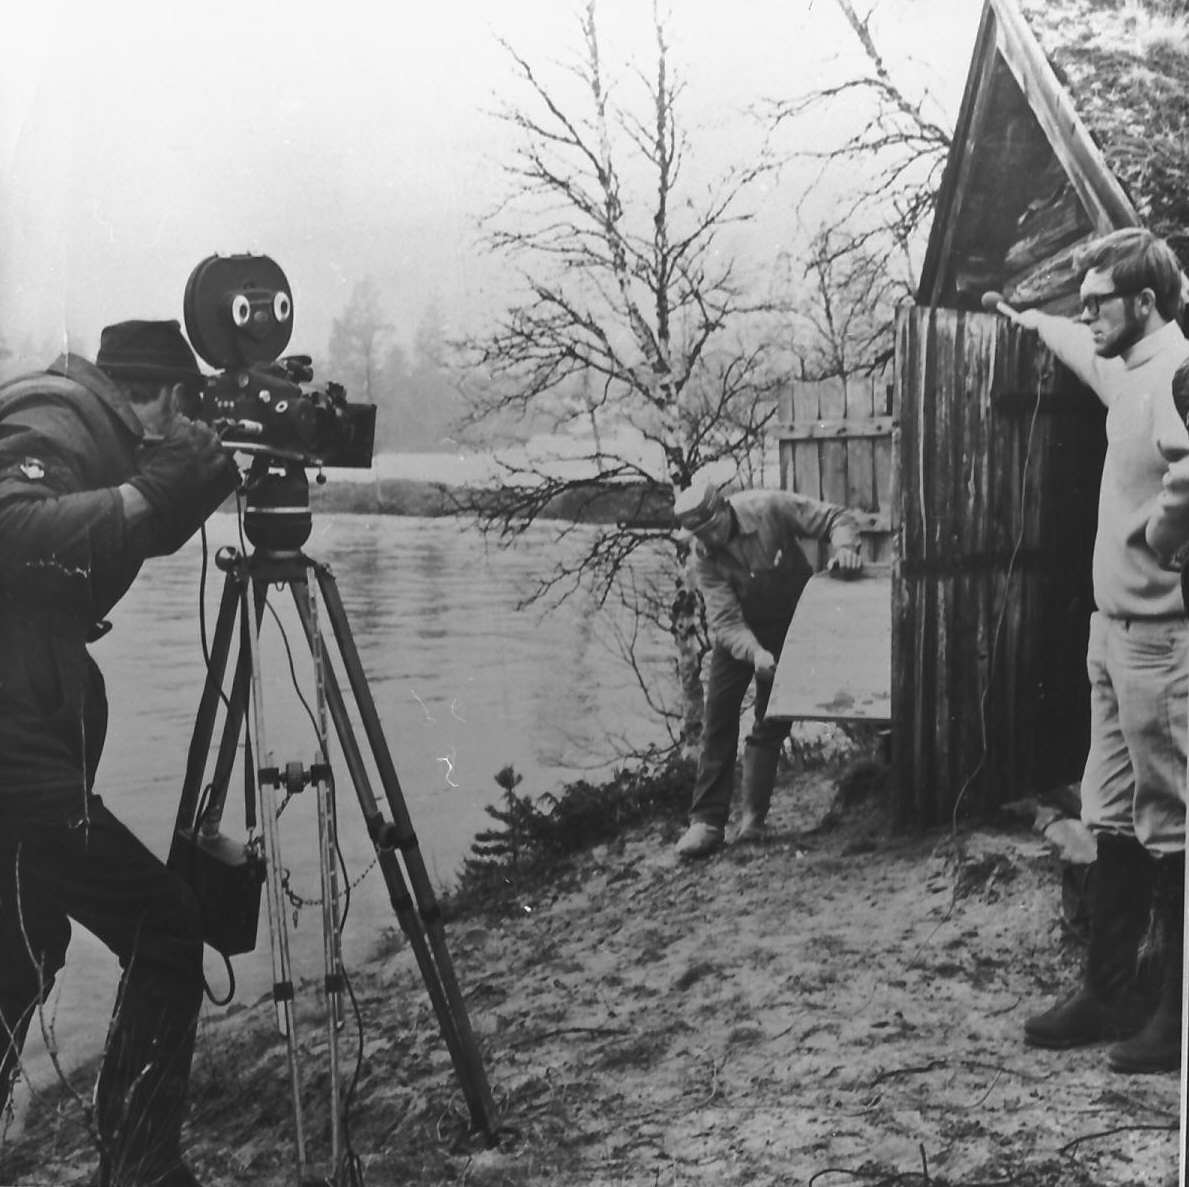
0, 321, 239, 1185
1016, 228, 1189, 1075
673, 484, 862, 859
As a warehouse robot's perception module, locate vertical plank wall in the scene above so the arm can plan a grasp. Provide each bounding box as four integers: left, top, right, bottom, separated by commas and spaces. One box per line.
893, 305, 1104, 827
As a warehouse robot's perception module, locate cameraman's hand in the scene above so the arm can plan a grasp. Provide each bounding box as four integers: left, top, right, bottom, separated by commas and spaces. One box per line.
132, 418, 235, 508
130, 418, 239, 552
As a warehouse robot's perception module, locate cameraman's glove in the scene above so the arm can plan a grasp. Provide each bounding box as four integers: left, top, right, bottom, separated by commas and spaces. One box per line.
130, 419, 240, 554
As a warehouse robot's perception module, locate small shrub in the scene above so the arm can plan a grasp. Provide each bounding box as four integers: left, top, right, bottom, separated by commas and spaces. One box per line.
446, 756, 694, 917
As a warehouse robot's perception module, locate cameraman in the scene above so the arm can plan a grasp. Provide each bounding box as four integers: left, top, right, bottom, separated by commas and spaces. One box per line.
0, 321, 238, 1187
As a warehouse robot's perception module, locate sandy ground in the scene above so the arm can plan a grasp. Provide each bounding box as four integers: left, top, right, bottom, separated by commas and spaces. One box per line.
2, 764, 1183, 1186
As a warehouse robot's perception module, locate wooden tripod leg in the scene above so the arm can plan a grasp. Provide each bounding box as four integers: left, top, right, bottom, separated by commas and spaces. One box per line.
295, 576, 347, 1172
174, 565, 241, 835
294, 566, 500, 1141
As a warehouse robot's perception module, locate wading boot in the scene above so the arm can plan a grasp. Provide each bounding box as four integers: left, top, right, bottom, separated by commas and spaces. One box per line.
1024, 832, 1155, 1049
1108, 851, 1184, 1074
736, 745, 781, 843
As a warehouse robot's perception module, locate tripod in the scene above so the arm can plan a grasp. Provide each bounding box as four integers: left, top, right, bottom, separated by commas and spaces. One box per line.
169, 461, 498, 1185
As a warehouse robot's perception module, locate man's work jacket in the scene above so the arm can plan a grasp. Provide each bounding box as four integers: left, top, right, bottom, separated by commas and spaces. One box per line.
0, 355, 154, 819
692, 489, 861, 666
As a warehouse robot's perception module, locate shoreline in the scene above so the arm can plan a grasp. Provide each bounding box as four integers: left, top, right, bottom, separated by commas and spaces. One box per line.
3, 755, 1180, 1186
307, 473, 674, 526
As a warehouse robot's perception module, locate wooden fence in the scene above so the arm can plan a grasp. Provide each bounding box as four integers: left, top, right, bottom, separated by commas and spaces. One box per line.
775, 372, 897, 567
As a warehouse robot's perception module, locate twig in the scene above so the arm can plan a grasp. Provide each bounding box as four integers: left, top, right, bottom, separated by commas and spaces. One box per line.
1059, 1121, 1178, 1154
870, 1059, 944, 1085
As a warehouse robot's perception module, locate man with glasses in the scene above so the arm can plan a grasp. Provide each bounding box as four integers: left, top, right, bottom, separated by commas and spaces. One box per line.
1015, 228, 1189, 1075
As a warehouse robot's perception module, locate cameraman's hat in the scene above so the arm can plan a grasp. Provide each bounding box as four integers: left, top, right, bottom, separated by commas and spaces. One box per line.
673, 482, 725, 540
97, 319, 202, 387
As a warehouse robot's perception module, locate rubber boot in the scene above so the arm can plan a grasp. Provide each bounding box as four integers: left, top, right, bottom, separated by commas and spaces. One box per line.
1024, 832, 1155, 1049
95, 972, 204, 1187
675, 821, 724, 859
1108, 851, 1184, 1074
736, 745, 781, 843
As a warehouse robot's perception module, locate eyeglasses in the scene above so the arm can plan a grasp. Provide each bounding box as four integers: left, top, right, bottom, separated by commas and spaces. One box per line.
1079, 289, 1135, 319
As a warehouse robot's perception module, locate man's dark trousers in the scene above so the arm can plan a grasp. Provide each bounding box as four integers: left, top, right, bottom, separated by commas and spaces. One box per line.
0, 798, 204, 1178
688, 618, 793, 828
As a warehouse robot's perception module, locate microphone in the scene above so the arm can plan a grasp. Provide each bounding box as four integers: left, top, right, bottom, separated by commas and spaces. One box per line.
981, 290, 1026, 326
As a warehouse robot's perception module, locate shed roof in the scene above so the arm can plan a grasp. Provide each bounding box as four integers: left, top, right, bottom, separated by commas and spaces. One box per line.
918, 0, 1189, 311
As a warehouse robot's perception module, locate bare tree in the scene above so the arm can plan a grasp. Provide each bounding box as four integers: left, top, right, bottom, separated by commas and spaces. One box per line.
765, 0, 954, 373
327, 277, 393, 406
458, 0, 779, 755
783, 226, 904, 379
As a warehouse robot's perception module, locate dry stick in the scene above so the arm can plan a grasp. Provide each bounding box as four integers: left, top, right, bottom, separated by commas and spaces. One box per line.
869, 1060, 945, 1086
962, 1068, 1004, 1110
1059, 1120, 1178, 1155
11, 842, 94, 1133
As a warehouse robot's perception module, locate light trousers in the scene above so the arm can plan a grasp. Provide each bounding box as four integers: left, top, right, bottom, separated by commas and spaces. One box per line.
1081, 612, 1188, 855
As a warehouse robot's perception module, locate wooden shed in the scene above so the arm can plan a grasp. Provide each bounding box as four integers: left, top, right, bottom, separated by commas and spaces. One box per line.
892, 0, 1189, 825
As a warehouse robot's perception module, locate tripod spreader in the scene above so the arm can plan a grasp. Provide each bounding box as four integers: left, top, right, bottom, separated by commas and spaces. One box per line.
261, 760, 332, 798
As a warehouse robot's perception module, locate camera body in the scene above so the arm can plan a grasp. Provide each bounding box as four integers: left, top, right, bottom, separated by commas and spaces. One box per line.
183, 254, 376, 469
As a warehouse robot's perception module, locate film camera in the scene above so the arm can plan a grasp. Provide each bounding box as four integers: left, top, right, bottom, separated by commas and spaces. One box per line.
183, 254, 376, 468
182, 254, 377, 552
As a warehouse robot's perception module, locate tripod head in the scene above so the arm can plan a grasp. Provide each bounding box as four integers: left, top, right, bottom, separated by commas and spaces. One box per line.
242, 456, 313, 553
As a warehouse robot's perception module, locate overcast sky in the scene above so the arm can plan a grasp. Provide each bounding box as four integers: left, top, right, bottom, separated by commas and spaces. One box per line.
0, 0, 983, 373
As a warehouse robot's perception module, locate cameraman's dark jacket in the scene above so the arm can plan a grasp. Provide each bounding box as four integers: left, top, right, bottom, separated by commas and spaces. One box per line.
0, 355, 169, 822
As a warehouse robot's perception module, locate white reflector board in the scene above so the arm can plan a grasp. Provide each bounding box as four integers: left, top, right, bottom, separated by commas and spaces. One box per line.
766, 566, 892, 722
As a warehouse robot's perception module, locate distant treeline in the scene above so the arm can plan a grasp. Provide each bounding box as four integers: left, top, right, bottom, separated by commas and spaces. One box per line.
309, 477, 673, 526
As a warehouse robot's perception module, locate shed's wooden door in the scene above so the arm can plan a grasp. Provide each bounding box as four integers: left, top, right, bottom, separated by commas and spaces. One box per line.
892, 305, 1105, 827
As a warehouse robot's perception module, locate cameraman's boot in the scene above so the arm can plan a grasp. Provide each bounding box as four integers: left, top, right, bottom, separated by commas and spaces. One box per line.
1108, 851, 1184, 1074
736, 745, 780, 843
1024, 832, 1154, 1049
96, 972, 204, 1187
